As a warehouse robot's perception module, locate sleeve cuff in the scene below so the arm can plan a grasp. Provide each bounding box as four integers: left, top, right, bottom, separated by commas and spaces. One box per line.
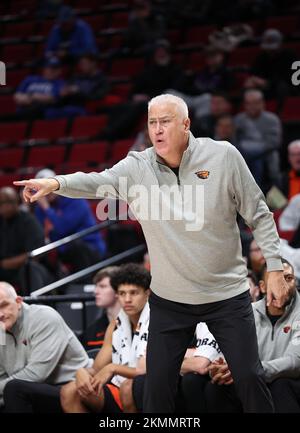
53, 175, 67, 192
266, 258, 283, 272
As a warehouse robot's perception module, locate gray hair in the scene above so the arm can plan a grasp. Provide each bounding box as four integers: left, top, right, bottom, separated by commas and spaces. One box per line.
0, 282, 18, 299
148, 94, 189, 119
288, 140, 300, 152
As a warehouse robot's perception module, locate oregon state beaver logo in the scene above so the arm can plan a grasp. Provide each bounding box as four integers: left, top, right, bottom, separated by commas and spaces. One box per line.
195, 170, 210, 179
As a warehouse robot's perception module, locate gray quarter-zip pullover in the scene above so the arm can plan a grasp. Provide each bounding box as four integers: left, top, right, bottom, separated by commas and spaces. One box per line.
54, 132, 282, 304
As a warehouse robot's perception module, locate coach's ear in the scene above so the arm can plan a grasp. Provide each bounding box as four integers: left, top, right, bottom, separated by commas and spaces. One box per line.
259, 279, 266, 294
184, 117, 190, 131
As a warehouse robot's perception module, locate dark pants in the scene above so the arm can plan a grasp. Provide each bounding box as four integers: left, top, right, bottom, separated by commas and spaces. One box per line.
179, 373, 210, 413
3, 379, 63, 413
269, 378, 300, 413
205, 377, 300, 413
205, 382, 242, 413
143, 291, 274, 413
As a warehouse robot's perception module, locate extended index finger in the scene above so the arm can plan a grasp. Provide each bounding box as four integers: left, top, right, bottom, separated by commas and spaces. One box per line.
13, 180, 34, 187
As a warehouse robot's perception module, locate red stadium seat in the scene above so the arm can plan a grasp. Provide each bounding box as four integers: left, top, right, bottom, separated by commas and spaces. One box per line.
281, 97, 300, 122
111, 83, 132, 101
85, 15, 106, 32
69, 141, 108, 165
73, 0, 100, 9
70, 115, 108, 139
167, 30, 181, 45
110, 58, 144, 78
185, 25, 214, 44
228, 46, 260, 67
4, 21, 36, 39
0, 122, 28, 145
110, 12, 129, 29
265, 99, 278, 113
0, 173, 19, 188
0, 96, 17, 116
8, 0, 37, 15
30, 119, 68, 141
187, 52, 206, 71
27, 145, 66, 167
37, 19, 55, 37
0, 148, 24, 170
7, 68, 31, 88
2, 44, 34, 65
265, 16, 298, 37
111, 139, 133, 162
108, 33, 124, 50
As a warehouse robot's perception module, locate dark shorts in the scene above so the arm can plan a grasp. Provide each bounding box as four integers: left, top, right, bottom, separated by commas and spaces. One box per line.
102, 383, 123, 413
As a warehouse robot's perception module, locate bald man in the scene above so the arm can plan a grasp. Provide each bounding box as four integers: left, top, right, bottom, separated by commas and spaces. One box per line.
0, 282, 92, 412
0, 187, 48, 294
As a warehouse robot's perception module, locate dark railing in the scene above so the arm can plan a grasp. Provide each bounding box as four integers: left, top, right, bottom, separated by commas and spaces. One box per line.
30, 244, 146, 297
25, 243, 146, 331
29, 219, 117, 259
25, 209, 145, 296
23, 293, 95, 333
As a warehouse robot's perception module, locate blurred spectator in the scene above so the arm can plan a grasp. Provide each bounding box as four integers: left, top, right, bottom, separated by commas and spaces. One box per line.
235, 89, 282, 191
0, 282, 92, 413
247, 270, 261, 302
34, 169, 106, 276
186, 46, 232, 95
165, 0, 214, 26
0, 187, 51, 294
60, 54, 109, 105
247, 239, 266, 281
279, 193, 300, 233
280, 141, 300, 200
237, 0, 276, 20
245, 29, 296, 106
192, 92, 232, 137
45, 6, 98, 62
124, 0, 165, 55
214, 114, 237, 146
14, 57, 64, 119
209, 23, 254, 52
132, 39, 185, 100
130, 125, 152, 152
101, 40, 185, 140
81, 267, 120, 351
37, 0, 64, 19
279, 192, 300, 252
143, 251, 151, 271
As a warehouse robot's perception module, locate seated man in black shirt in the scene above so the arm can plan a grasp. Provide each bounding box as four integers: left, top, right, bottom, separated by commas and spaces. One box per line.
0, 187, 51, 294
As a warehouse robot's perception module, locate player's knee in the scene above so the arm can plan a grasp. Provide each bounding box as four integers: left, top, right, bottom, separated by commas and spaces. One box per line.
60, 381, 76, 412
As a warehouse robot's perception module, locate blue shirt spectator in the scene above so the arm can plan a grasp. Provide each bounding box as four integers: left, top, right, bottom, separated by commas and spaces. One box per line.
14, 57, 65, 119
35, 195, 106, 256
17, 75, 64, 100
45, 6, 98, 60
